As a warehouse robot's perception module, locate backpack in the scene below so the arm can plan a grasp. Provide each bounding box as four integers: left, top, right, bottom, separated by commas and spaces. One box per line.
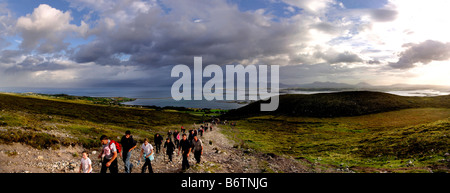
109, 140, 122, 154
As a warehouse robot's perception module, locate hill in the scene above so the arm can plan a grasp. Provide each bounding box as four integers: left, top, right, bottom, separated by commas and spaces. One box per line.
0, 93, 197, 128
223, 91, 450, 119
280, 81, 450, 91
221, 108, 450, 172
0, 92, 312, 173
0, 93, 199, 149
0, 91, 448, 173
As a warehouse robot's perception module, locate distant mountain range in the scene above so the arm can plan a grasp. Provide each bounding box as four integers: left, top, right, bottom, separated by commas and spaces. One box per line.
280, 81, 450, 91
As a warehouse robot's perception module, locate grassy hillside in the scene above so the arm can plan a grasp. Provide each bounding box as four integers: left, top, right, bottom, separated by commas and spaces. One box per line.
0, 93, 199, 149
16, 92, 135, 106
221, 108, 450, 172
223, 91, 450, 119
1, 91, 448, 173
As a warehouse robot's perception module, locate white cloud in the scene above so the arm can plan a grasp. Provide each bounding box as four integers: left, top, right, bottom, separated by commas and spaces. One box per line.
347, 0, 450, 64
15, 4, 88, 53
282, 0, 336, 13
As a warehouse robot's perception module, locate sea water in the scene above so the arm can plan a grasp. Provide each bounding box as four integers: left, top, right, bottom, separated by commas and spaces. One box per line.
1, 87, 448, 110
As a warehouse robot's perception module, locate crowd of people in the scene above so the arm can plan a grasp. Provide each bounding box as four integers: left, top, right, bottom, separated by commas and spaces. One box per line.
79, 123, 214, 173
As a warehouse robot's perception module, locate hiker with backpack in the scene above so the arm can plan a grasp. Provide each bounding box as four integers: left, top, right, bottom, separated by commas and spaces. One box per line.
99, 135, 120, 173
140, 138, 154, 173
120, 130, 137, 173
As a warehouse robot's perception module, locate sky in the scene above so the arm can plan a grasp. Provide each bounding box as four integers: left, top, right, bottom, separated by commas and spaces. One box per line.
0, 0, 449, 89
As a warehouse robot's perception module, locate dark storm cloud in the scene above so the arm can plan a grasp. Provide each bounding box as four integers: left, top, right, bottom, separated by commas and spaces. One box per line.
5, 0, 437, 88
314, 50, 363, 64
312, 22, 339, 34
3, 55, 70, 73
369, 9, 398, 22
389, 40, 450, 69
70, 0, 310, 67
0, 49, 22, 64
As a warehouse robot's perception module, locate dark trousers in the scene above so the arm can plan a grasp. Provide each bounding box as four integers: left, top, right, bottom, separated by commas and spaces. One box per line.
167, 151, 173, 162
194, 151, 202, 164
155, 143, 161, 153
182, 153, 190, 170
174, 140, 179, 148
101, 158, 118, 173
141, 158, 154, 173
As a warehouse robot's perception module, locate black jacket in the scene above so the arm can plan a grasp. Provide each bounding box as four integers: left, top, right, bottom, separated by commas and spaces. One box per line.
164, 141, 175, 154
154, 134, 164, 145
120, 135, 137, 153
179, 139, 191, 155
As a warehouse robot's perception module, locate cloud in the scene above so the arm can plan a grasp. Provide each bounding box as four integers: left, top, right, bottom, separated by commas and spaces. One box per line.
389, 40, 450, 69
369, 8, 398, 22
282, 0, 336, 13
70, 0, 312, 68
1, 0, 448, 88
314, 49, 363, 64
15, 4, 88, 53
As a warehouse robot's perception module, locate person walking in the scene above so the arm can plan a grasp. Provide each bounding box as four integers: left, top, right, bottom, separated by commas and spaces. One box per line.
140, 138, 154, 173
191, 135, 203, 164
173, 130, 180, 148
120, 130, 137, 173
198, 126, 204, 137
154, 133, 163, 154
79, 150, 92, 173
99, 135, 118, 173
188, 130, 194, 144
167, 130, 173, 140
163, 138, 176, 162
178, 134, 191, 171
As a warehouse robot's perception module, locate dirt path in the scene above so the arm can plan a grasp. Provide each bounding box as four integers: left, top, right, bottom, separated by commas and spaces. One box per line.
0, 125, 318, 173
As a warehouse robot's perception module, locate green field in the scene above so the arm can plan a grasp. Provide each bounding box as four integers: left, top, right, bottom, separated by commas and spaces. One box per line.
221, 108, 450, 172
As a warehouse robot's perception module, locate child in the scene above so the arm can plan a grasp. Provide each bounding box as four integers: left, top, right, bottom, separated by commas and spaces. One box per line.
139, 138, 154, 173
79, 150, 92, 173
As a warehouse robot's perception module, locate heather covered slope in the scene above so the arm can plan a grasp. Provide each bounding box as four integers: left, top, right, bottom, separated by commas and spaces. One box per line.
224, 91, 450, 119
